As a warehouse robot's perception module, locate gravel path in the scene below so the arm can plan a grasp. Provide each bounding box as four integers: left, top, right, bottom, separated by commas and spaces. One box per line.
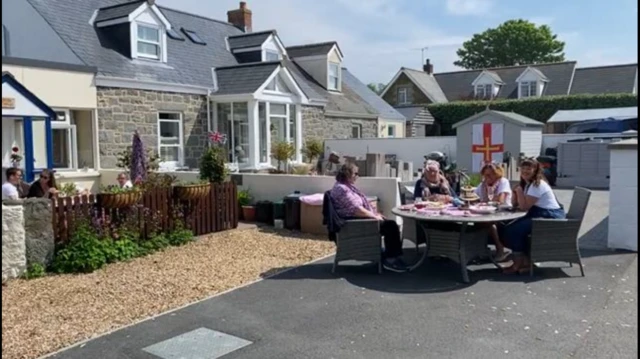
1, 228, 335, 359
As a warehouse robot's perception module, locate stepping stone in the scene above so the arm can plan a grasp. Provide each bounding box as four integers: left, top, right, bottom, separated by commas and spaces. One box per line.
142, 327, 252, 359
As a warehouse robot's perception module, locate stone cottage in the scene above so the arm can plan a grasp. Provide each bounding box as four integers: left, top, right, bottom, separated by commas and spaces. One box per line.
21, 0, 400, 171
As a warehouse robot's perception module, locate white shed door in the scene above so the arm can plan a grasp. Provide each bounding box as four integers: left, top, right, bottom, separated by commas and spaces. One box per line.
520, 129, 542, 157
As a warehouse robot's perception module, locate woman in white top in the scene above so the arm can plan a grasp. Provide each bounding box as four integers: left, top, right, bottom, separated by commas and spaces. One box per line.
474, 162, 512, 261
501, 158, 565, 274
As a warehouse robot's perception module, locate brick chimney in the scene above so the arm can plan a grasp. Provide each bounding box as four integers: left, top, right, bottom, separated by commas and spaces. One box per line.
423, 58, 433, 75
227, 2, 252, 33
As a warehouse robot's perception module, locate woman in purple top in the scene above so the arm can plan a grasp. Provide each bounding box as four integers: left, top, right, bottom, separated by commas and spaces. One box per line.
329, 163, 407, 272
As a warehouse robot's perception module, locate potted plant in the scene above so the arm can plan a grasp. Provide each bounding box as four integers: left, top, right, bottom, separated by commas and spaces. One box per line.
10, 146, 22, 168
237, 189, 252, 220
200, 135, 228, 184
301, 137, 323, 164
98, 185, 142, 209
174, 180, 211, 201
271, 141, 295, 173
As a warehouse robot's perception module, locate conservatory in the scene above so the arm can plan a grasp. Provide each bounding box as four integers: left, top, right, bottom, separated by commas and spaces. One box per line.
210, 63, 308, 171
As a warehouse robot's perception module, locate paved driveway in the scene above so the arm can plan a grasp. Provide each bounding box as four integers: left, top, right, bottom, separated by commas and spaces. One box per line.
49, 190, 638, 359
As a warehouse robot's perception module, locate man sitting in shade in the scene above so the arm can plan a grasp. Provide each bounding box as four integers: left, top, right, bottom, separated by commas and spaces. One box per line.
320, 151, 342, 176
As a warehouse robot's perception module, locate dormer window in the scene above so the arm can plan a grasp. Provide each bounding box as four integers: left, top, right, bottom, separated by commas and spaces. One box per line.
93, 0, 172, 63
137, 24, 161, 59
516, 67, 548, 98
475, 84, 498, 99
265, 50, 280, 61
519, 81, 537, 98
328, 63, 340, 91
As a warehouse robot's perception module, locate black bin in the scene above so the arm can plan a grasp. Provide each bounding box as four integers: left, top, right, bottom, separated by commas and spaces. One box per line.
283, 192, 305, 230
255, 200, 274, 225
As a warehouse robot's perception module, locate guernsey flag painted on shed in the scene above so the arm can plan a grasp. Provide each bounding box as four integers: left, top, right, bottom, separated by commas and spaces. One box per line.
471, 123, 504, 173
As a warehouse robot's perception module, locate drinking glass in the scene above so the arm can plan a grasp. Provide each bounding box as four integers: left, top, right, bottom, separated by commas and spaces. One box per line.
486, 185, 495, 203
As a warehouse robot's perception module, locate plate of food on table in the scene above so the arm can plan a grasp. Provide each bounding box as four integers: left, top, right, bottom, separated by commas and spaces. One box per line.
414, 201, 448, 210
469, 203, 498, 214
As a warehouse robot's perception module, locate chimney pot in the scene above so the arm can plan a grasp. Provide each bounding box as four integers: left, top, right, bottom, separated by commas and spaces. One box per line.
228, 2, 252, 33
423, 58, 434, 75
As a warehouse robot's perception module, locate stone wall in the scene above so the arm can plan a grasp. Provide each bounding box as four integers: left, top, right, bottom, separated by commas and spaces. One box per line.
2, 203, 26, 282
301, 106, 377, 140
97, 87, 209, 169
23, 198, 54, 267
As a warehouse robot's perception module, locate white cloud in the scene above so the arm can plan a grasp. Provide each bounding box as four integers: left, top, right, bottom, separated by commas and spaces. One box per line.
158, 0, 469, 84
445, 0, 494, 16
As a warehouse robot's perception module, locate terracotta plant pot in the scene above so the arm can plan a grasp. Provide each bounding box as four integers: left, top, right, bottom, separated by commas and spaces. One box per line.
174, 183, 211, 201
99, 191, 142, 209
242, 205, 256, 222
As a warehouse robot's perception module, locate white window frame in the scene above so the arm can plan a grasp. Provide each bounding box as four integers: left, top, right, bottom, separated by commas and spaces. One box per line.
264, 50, 280, 62
397, 87, 408, 104
157, 112, 184, 167
351, 124, 362, 139
51, 108, 78, 171
328, 62, 341, 91
387, 125, 396, 138
519, 81, 538, 98
475, 84, 495, 98
136, 23, 162, 60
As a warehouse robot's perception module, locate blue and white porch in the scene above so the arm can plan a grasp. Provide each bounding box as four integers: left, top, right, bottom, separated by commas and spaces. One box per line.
2, 72, 56, 182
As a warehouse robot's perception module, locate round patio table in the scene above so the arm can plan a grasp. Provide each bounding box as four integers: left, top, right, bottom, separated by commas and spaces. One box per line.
392, 207, 527, 283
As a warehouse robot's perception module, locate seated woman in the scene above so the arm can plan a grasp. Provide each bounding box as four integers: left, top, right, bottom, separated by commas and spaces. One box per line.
330, 163, 407, 272
413, 160, 457, 202
501, 158, 565, 274
474, 162, 512, 261
27, 169, 58, 199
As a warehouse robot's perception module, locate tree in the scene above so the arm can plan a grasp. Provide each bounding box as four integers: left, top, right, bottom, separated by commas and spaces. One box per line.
367, 83, 386, 95
454, 19, 565, 70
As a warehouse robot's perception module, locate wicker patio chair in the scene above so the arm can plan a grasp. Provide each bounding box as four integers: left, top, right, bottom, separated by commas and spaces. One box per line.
529, 187, 592, 277
323, 191, 383, 274
398, 181, 426, 251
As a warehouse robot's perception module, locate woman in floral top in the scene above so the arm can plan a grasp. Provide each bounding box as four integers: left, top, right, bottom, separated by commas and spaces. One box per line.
330, 163, 407, 272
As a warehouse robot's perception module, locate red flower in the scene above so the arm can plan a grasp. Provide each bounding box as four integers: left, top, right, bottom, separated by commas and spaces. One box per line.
12, 146, 19, 153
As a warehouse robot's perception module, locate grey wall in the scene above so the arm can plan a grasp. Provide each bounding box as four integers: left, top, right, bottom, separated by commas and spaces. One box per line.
455, 113, 522, 173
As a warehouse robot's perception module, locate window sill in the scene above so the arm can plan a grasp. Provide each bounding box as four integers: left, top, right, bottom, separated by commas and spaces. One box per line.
55, 170, 101, 179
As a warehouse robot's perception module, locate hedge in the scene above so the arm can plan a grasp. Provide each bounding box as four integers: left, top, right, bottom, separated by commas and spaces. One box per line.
427, 93, 638, 135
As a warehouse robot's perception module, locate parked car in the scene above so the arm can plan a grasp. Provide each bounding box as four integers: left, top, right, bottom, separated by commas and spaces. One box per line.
565, 117, 637, 134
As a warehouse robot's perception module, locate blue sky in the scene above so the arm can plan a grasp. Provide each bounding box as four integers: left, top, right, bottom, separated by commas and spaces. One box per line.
159, 0, 638, 85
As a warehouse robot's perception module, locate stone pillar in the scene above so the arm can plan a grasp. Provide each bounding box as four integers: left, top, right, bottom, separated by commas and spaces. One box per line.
23, 198, 55, 267
2, 202, 26, 282
365, 153, 386, 177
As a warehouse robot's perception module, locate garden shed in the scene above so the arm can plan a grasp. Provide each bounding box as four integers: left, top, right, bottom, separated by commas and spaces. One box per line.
453, 109, 544, 173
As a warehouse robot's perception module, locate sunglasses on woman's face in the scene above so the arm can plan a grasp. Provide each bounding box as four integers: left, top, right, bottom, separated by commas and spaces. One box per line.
41, 176, 49, 180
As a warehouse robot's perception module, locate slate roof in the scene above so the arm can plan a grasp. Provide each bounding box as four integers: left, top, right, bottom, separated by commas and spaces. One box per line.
402, 68, 449, 103
19, 0, 381, 118
214, 61, 279, 95
569, 64, 638, 95
2, 0, 86, 66
342, 68, 405, 121
452, 110, 544, 129
25, 0, 243, 88
434, 61, 577, 101
286, 42, 340, 59
94, 0, 145, 23
227, 30, 275, 50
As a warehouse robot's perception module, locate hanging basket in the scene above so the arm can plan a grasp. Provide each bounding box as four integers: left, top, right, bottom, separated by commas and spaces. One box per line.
98, 190, 142, 209
174, 183, 211, 201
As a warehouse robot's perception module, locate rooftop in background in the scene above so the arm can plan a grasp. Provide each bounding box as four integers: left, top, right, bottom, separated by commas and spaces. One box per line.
548, 107, 638, 123
341, 68, 405, 121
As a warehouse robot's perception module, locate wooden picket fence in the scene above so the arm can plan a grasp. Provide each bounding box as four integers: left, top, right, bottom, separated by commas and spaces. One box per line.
51, 182, 238, 243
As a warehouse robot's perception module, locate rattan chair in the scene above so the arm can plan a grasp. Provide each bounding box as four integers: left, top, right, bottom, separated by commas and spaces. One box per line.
529, 187, 592, 277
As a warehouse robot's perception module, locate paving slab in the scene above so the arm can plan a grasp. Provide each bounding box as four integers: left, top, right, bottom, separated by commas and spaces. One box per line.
48, 189, 637, 359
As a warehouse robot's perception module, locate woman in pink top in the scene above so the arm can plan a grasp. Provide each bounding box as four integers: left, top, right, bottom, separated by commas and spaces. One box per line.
330, 163, 407, 272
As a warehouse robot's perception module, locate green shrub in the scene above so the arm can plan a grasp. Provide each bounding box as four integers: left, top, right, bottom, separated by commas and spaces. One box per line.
102, 238, 141, 263
52, 222, 109, 273
237, 189, 252, 207
23, 263, 46, 280
139, 233, 170, 255
301, 138, 323, 164
427, 93, 638, 135
200, 146, 228, 183
167, 227, 194, 246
